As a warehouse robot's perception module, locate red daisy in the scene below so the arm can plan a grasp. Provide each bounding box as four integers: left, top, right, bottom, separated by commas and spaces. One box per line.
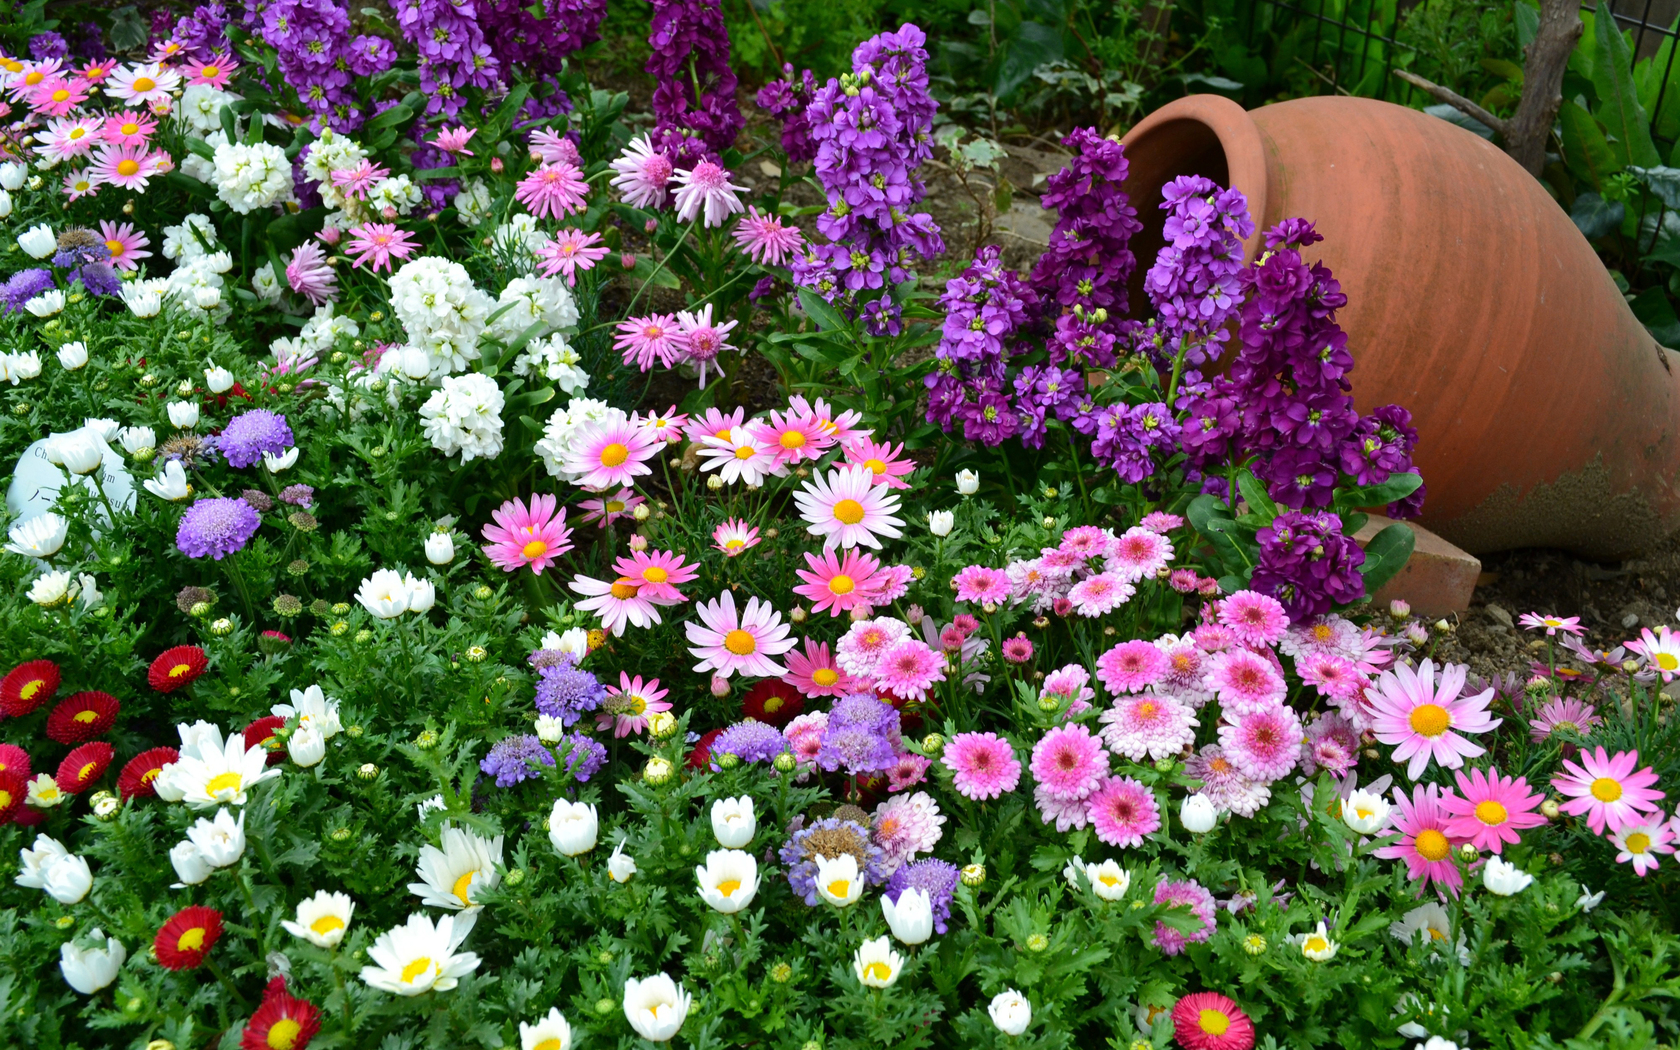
148, 646, 208, 693
1, 659, 61, 716
45, 690, 121, 744
0, 770, 25, 823
241, 976, 322, 1050
155, 905, 223, 970
0, 742, 30, 780
741, 679, 804, 728
1171, 992, 1255, 1050
686, 727, 725, 770
118, 746, 179, 801
57, 741, 115, 794
244, 715, 288, 766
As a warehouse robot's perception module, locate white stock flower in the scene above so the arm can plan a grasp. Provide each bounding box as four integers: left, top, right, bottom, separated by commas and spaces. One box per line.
387, 257, 495, 377
179, 83, 235, 134
162, 213, 219, 260
489, 274, 580, 342
511, 332, 589, 395
419, 372, 504, 462
213, 140, 292, 214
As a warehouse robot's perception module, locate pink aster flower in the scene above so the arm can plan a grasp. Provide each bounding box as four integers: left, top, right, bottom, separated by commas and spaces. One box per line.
1185, 745, 1271, 817
1140, 511, 1183, 532
753, 407, 832, 467
106, 63, 179, 106
285, 242, 338, 306
1067, 572, 1135, 617
1517, 612, 1584, 636
1096, 639, 1169, 694
97, 221, 151, 271
1528, 696, 1601, 743
732, 205, 804, 265
1439, 767, 1547, 854
1088, 775, 1161, 847
783, 639, 856, 697
1106, 526, 1173, 582
841, 437, 915, 489
1218, 591, 1290, 646
529, 129, 580, 166
481, 493, 574, 575
886, 751, 932, 792
101, 110, 156, 146
783, 712, 829, 771
1610, 817, 1675, 876
943, 732, 1022, 800
1041, 664, 1096, 709
1552, 747, 1666, 834
76, 60, 116, 84
27, 76, 89, 118
1001, 635, 1034, 663
836, 617, 912, 679
1217, 702, 1303, 783
794, 548, 883, 617
875, 639, 947, 700
1369, 659, 1501, 780
612, 549, 697, 604
1099, 692, 1198, 762
1627, 625, 1680, 681
712, 518, 761, 557
872, 791, 945, 875
1192, 623, 1238, 652
61, 169, 96, 201
185, 54, 238, 88
430, 125, 477, 156
1030, 723, 1109, 802
344, 223, 419, 272
787, 395, 863, 443
535, 229, 610, 286
674, 304, 738, 388
685, 591, 797, 679
515, 160, 590, 220
614, 313, 689, 371
330, 159, 390, 200
598, 673, 671, 737
562, 417, 663, 491
577, 488, 644, 528
608, 135, 673, 209
1152, 879, 1216, 955
1038, 785, 1083, 830
794, 465, 905, 550
671, 159, 746, 227
43, 116, 101, 162
1202, 648, 1287, 715
571, 575, 663, 636
1155, 635, 1213, 706
953, 565, 1012, 605
866, 564, 913, 606
1059, 525, 1112, 559
1300, 711, 1360, 776
1297, 652, 1362, 700
88, 142, 159, 191
1374, 783, 1465, 896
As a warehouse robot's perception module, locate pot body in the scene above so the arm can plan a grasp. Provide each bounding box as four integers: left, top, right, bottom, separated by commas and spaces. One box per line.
1119, 94, 1680, 558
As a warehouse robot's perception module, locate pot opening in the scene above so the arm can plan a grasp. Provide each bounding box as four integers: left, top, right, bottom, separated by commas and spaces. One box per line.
1120, 116, 1231, 317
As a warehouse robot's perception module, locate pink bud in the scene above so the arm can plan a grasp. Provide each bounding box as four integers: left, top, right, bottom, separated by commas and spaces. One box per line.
628, 534, 648, 552
710, 675, 731, 698
491, 157, 504, 173
380, 205, 397, 221
621, 252, 636, 269
1052, 597, 1073, 618
644, 218, 658, 234
316, 227, 341, 245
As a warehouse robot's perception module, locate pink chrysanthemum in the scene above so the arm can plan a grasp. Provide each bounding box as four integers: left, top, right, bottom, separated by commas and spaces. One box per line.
1067, 572, 1135, 617
886, 752, 932, 792
671, 160, 746, 227
732, 205, 804, 265
612, 549, 697, 604
942, 732, 1022, 800
88, 142, 159, 191
685, 592, 797, 679
1610, 817, 1675, 876
1192, 623, 1238, 652
1439, 766, 1547, 854
1217, 702, 1303, 783
783, 712, 829, 771
1106, 526, 1173, 582
1529, 696, 1601, 743
1552, 746, 1666, 834
515, 160, 589, 220
598, 673, 671, 737
1218, 591, 1290, 646
285, 242, 338, 306
841, 436, 916, 489
712, 518, 761, 557
562, 417, 662, 490
1279, 616, 1361, 660
1369, 659, 1501, 780
754, 407, 833, 467
874, 639, 946, 700
535, 228, 610, 286
1088, 775, 1161, 847
835, 617, 911, 679
1374, 783, 1465, 896
1041, 664, 1096, 708
872, 791, 945, 875
1185, 745, 1271, 817
794, 548, 882, 617
529, 129, 580, 166
1202, 649, 1287, 715
867, 564, 913, 606
1300, 711, 1361, 777
344, 223, 419, 272
1152, 879, 1216, 955
1059, 526, 1111, 559
952, 565, 1012, 605
674, 304, 738, 388
794, 465, 904, 550
577, 488, 644, 528
782, 639, 856, 697
1034, 784, 1092, 831
608, 135, 672, 208
1140, 511, 1184, 533
1096, 639, 1169, 694
614, 313, 689, 372
1099, 692, 1198, 762
481, 493, 574, 575
1155, 635, 1213, 706
98, 220, 150, 271
1297, 652, 1362, 699
101, 110, 156, 146
570, 575, 663, 636
1030, 723, 1109, 802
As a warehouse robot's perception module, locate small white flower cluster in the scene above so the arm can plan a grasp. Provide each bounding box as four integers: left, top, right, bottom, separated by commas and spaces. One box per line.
367, 173, 421, 217
534, 397, 626, 479
387, 256, 496, 378
0, 349, 42, 384
178, 83, 241, 136
212, 140, 293, 214
419, 373, 504, 462
512, 334, 589, 395
454, 178, 492, 225
271, 302, 360, 376
301, 127, 367, 210
491, 213, 546, 260
489, 274, 580, 341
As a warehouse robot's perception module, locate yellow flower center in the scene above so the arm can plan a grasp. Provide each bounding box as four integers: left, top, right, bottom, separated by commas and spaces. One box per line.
813, 669, 838, 686
1427, 927, 1446, 941
629, 694, 647, 715
610, 579, 640, 600
642, 566, 668, 584
202, 65, 221, 78
1408, 703, 1450, 737
1414, 829, 1451, 861
534, 1040, 563, 1050
1354, 805, 1374, 820
20, 679, 44, 700
734, 445, 755, 460
1658, 653, 1679, 671
1199, 1009, 1231, 1036
76, 762, 97, 782
864, 457, 887, 475
400, 956, 433, 984
205, 771, 242, 797
309, 915, 345, 935
1311, 624, 1333, 641
1304, 935, 1329, 953
266, 1018, 302, 1050
52, 89, 69, 102
1099, 873, 1121, 886
1626, 832, 1651, 854
140, 768, 161, 786
724, 629, 757, 656
24, 71, 43, 86
780, 430, 806, 449
1591, 777, 1623, 802
763, 695, 783, 713
522, 540, 548, 559
0, 789, 10, 808
827, 879, 851, 898
829, 574, 855, 595
833, 499, 866, 525
1474, 800, 1508, 826
725, 539, 745, 550
169, 663, 194, 679
132, 76, 156, 93
73, 709, 99, 724
452, 871, 477, 906
863, 961, 892, 981
716, 879, 741, 897
599, 442, 629, 467
606, 500, 625, 512
120, 122, 139, 136
106, 239, 125, 256
177, 927, 207, 952
1138, 701, 1157, 718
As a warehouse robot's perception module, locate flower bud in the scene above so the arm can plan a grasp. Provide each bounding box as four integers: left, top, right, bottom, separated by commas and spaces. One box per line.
921, 733, 945, 756
355, 763, 378, 781
643, 757, 674, 785
960, 863, 986, 887
1540, 799, 1560, 819
710, 675, 730, 698
772, 752, 797, 773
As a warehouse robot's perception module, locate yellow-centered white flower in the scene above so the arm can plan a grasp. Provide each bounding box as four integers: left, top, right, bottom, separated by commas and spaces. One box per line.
710, 795, 756, 847
408, 824, 504, 912
1084, 859, 1131, 901
165, 724, 280, 808
988, 988, 1032, 1035
360, 913, 481, 996
1292, 920, 1339, 961
520, 1006, 573, 1050
281, 890, 356, 948
1342, 788, 1392, 835
623, 972, 691, 1042
695, 849, 759, 914
852, 936, 903, 989
814, 853, 863, 908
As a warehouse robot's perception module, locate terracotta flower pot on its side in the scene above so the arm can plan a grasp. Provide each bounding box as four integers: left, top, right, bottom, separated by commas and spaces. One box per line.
1119, 93, 1680, 559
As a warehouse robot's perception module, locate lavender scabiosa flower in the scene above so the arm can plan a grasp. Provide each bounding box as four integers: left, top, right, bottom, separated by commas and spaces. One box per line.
73, 264, 122, 298
534, 654, 607, 726
0, 270, 56, 315
778, 817, 888, 906
555, 732, 608, 781
1249, 510, 1366, 621
712, 720, 792, 767
817, 694, 903, 775
644, 0, 743, 162
214, 409, 294, 469
176, 497, 262, 560
480, 734, 556, 786
883, 857, 960, 933
280, 484, 314, 507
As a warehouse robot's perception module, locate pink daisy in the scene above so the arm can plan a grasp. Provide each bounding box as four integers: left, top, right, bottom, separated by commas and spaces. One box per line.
535, 229, 610, 286
874, 639, 946, 700
685, 591, 797, 679
576, 488, 644, 528
1030, 723, 1109, 802
942, 732, 1022, 800
612, 549, 697, 604
1087, 776, 1161, 847
1066, 573, 1135, 617
608, 135, 673, 209
597, 673, 671, 738
1185, 745, 1271, 817
835, 617, 911, 679
515, 161, 589, 220
1098, 692, 1198, 762
841, 437, 915, 489
330, 159, 390, 200
43, 116, 102, 162
1528, 696, 1600, 743
1369, 659, 1501, 780
685, 406, 745, 444
754, 407, 833, 467
7, 58, 62, 98
481, 493, 574, 575
344, 223, 419, 272
28, 77, 89, 118
1217, 702, 1303, 783
88, 143, 159, 191
794, 548, 883, 617
430, 125, 477, 156
1218, 591, 1290, 646
1610, 817, 1675, 876
953, 565, 1012, 605
106, 63, 179, 106
782, 639, 856, 697
793, 465, 904, 550
732, 205, 805, 265
614, 313, 689, 371
1439, 767, 1547, 854
1297, 652, 1362, 699
712, 518, 761, 557
1059, 525, 1112, 559
101, 111, 156, 146
1202, 648, 1287, 715
76, 60, 116, 84
1140, 511, 1183, 532
1106, 526, 1173, 582
185, 54, 238, 88
635, 406, 690, 443
1517, 612, 1584, 636
674, 304, 738, 388
570, 575, 663, 636
1552, 747, 1666, 834
97, 221, 150, 271
561, 418, 662, 490
285, 242, 338, 306
1096, 639, 1169, 694
61, 170, 96, 201
787, 395, 863, 443
1375, 783, 1466, 896
671, 159, 746, 227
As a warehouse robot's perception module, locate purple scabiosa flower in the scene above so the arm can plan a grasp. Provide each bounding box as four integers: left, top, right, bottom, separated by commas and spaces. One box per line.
712, 720, 791, 767
480, 733, 556, 786
0, 269, 56, 315
533, 655, 607, 726
1250, 510, 1367, 622
176, 497, 262, 560
1153, 878, 1216, 955
816, 694, 903, 775
556, 732, 608, 781
73, 264, 122, 298
215, 409, 294, 469
884, 857, 960, 933
778, 817, 888, 906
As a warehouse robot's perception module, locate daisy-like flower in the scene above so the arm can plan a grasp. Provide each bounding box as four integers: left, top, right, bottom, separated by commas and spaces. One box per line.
564, 418, 663, 491
1368, 659, 1501, 779
1528, 696, 1600, 743
166, 724, 281, 808
635, 405, 690, 444
1297, 652, 1362, 699
571, 576, 664, 636
281, 890, 356, 948
1439, 766, 1547, 853
841, 437, 915, 489
2, 659, 60, 716
1098, 692, 1198, 762
117, 747, 177, 801
482, 494, 574, 575
1610, 817, 1675, 876
1218, 591, 1290, 645
753, 407, 832, 467
577, 488, 644, 528
520, 1008, 573, 1050
788, 394, 864, 443
1058, 525, 1112, 559
614, 313, 689, 371
515, 161, 590, 220
1087, 775, 1161, 847
1030, 724, 1108, 802
687, 592, 797, 679
1388, 901, 1461, 958
106, 63, 180, 106
598, 674, 670, 737
27, 76, 89, 118
1292, 921, 1339, 961
360, 913, 481, 996
1518, 612, 1584, 636
1202, 649, 1286, 715
795, 548, 883, 617
695, 849, 760, 913
669, 303, 738, 386
1106, 526, 1173, 582
430, 125, 477, 156
1217, 702, 1303, 783
42, 115, 102, 163
1096, 640, 1169, 694
1628, 624, 1680, 681
608, 135, 673, 209
874, 639, 946, 700
97, 221, 150, 271
285, 242, 338, 306
185, 54, 238, 88
943, 732, 1022, 799
712, 518, 761, 556
101, 110, 156, 146
148, 646, 208, 693
672, 159, 746, 227
534, 228, 609, 286
344, 223, 419, 272
1374, 783, 1465, 895
45, 690, 119, 745
241, 977, 321, 1050
782, 639, 856, 697
154, 905, 222, 970
613, 550, 696, 604
56, 742, 113, 794
1066, 572, 1135, 617
1153, 879, 1218, 955
732, 205, 805, 265
76, 60, 116, 84
409, 825, 504, 912
1171, 991, 1255, 1050
88, 143, 159, 191
1552, 746, 1666, 834
953, 565, 1013, 605
697, 429, 781, 487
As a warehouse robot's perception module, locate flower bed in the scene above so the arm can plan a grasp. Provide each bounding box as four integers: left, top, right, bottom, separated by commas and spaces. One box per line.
1, 7, 1677, 1050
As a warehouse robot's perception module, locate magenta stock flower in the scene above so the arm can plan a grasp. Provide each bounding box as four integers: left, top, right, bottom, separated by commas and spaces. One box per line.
285, 242, 338, 306
344, 223, 419, 272
481, 494, 574, 575
1369, 660, 1501, 779
515, 161, 590, 220
1374, 783, 1465, 896
733, 206, 804, 265
1439, 767, 1547, 854
943, 732, 1021, 800
1552, 747, 1666, 834
686, 591, 797, 679
536, 229, 610, 286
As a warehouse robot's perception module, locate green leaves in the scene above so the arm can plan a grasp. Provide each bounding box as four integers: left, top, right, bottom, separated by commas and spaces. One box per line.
1593, 1, 1664, 169
1358, 521, 1416, 592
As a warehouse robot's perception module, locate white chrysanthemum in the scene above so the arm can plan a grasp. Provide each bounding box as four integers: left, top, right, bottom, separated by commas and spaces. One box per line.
162, 213, 218, 260
368, 174, 421, 216
360, 913, 481, 996
409, 824, 504, 912
166, 724, 281, 808
302, 128, 367, 210
419, 373, 505, 462
455, 178, 493, 226
179, 83, 237, 134
488, 274, 580, 342
213, 140, 292, 214
534, 398, 627, 478
512, 333, 589, 395
281, 889, 356, 948
387, 256, 495, 377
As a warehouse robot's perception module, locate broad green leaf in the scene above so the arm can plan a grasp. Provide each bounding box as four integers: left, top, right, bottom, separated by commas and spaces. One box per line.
1629, 165, 1680, 208
1571, 191, 1626, 239
1236, 470, 1278, 519
1592, 1, 1663, 168
994, 22, 1063, 100
1358, 522, 1416, 593
1514, 0, 1540, 50
365, 103, 414, 132
796, 288, 850, 335
1337, 470, 1425, 511
1560, 100, 1621, 189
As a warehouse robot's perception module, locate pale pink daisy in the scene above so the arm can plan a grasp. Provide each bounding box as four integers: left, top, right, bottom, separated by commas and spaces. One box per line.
712, 518, 761, 557
835, 617, 911, 679
1099, 692, 1198, 762
61, 169, 97, 201
41, 116, 102, 163
1610, 817, 1675, 876
330, 159, 391, 200
872, 791, 945, 874
1374, 783, 1465, 896
1059, 525, 1112, 559
1217, 702, 1303, 783
1139, 511, 1183, 532
787, 395, 864, 443
671, 159, 746, 227
841, 437, 915, 489
1087, 776, 1161, 847
97, 221, 150, 271
1155, 635, 1213, 706
1528, 696, 1600, 743
1106, 526, 1173, 582
1297, 652, 1362, 699
783, 712, 830, 771
1439, 767, 1547, 854
635, 406, 690, 443
88, 143, 159, 191
286, 242, 338, 305
515, 161, 590, 220
1030, 723, 1109, 802
577, 488, 644, 528
732, 205, 804, 265
1066, 572, 1135, 617
5, 58, 61, 98
344, 223, 419, 272
1096, 639, 1169, 694
430, 125, 477, 156
1185, 745, 1271, 817
106, 63, 179, 106
149, 38, 189, 62
529, 128, 580, 166
874, 639, 946, 700
1368, 659, 1501, 779
608, 134, 673, 209
674, 304, 739, 387
27, 78, 89, 119
614, 313, 689, 371
1218, 591, 1290, 646
481, 493, 574, 575
1517, 612, 1584, 636
1552, 747, 1666, 834
697, 430, 779, 486
1202, 648, 1287, 715
794, 548, 883, 617
562, 417, 663, 490
865, 564, 913, 606
613, 549, 697, 604
794, 465, 904, 550
942, 732, 1022, 800
185, 54, 238, 88
570, 575, 663, 636
101, 110, 156, 146
535, 229, 610, 286
598, 673, 671, 737
782, 639, 856, 697
685, 406, 744, 444
753, 407, 832, 467
686, 591, 797, 679
952, 565, 1012, 605
1627, 625, 1680, 681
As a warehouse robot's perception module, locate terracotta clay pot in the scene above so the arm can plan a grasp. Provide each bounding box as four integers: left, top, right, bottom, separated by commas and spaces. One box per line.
1119, 94, 1680, 558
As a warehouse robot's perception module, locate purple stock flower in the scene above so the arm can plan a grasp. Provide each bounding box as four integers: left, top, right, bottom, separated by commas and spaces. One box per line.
645, 0, 743, 161
387, 0, 498, 118
262, 0, 361, 124
480, 734, 556, 786
712, 720, 791, 766
176, 497, 262, 560
757, 65, 819, 163
884, 857, 959, 933
926, 245, 1037, 445
478, 0, 604, 78
169, 3, 231, 62
1030, 127, 1142, 320
1250, 509, 1367, 621
215, 409, 294, 469
534, 654, 607, 725
28, 32, 68, 60
1137, 173, 1252, 371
